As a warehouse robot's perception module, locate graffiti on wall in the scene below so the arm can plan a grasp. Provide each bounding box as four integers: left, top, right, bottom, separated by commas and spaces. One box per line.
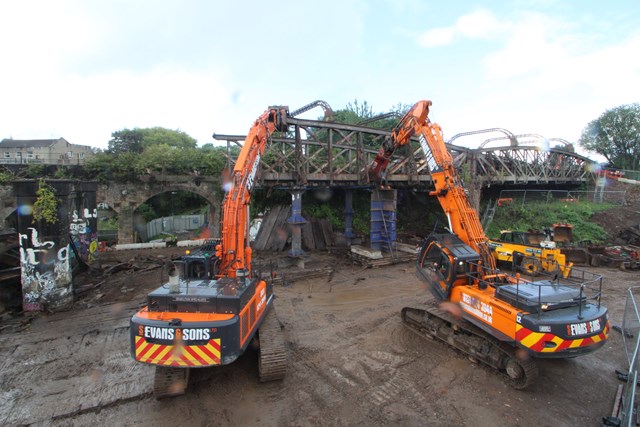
70, 208, 99, 263
19, 227, 71, 311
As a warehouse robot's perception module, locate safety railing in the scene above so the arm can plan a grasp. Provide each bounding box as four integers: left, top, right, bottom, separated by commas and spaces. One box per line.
619, 286, 640, 425
465, 261, 604, 317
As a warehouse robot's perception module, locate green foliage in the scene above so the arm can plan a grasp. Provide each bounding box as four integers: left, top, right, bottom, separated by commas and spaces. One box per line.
87, 128, 233, 183
139, 127, 197, 150
250, 189, 290, 219
32, 179, 58, 224
103, 152, 144, 181
25, 164, 45, 178
487, 201, 612, 243
107, 127, 197, 155
54, 167, 71, 179
0, 171, 14, 184
98, 217, 118, 231
312, 100, 402, 150
304, 202, 343, 230
108, 128, 145, 154
136, 203, 157, 222
579, 103, 640, 169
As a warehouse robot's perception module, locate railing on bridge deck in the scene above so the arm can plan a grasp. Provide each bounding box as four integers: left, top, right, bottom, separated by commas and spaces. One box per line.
213, 117, 595, 189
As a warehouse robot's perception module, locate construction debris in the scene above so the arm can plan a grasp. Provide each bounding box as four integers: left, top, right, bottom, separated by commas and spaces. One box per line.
253, 206, 339, 252
349, 245, 415, 267
589, 245, 640, 270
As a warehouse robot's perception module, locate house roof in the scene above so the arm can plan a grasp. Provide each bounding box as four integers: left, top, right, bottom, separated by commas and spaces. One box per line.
0, 138, 67, 149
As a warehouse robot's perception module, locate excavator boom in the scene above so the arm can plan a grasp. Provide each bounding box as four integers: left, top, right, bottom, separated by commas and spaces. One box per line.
218, 107, 289, 277
370, 100, 495, 270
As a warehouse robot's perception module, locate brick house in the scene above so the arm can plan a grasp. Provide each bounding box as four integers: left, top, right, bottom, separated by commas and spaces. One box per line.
0, 138, 95, 165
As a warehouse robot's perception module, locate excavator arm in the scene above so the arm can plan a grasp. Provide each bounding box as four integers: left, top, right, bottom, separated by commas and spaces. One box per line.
368, 100, 496, 271
217, 106, 289, 277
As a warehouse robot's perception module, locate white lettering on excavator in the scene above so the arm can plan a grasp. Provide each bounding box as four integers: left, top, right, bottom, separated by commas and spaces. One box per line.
182, 328, 210, 341
567, 319, 601, 336
257, 288, 267, 312
144, 326, 174, 340
460, 293, 493, 324
246, 153, 261, 192
143, 327, 210, 341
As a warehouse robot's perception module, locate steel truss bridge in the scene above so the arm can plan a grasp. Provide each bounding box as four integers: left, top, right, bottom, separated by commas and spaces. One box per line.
213, 108, 594, 190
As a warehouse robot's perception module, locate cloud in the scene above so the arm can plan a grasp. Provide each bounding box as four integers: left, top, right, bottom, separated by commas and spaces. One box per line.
480, 12, 640, 107
417, 9, 504, 48
0, 66, 236, 149
419, 7, 640, 151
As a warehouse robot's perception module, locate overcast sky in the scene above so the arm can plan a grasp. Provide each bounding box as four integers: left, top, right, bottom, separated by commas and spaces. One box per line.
1, 0, 638, 158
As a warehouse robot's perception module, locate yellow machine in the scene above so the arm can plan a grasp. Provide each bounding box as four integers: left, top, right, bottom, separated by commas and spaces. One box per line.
488, 230, 573, 278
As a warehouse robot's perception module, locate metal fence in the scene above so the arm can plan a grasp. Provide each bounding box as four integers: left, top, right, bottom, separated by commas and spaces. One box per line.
498, 189, 626, 206
145, 214, 205, 241
619, 286, 640, 425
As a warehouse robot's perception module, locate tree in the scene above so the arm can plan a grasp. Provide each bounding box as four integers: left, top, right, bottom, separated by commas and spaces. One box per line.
579, 103, 640, 170
139, 127, 197, 150
312, 100, 403, 150
108, 128, 145, 154
107, 127, 197, 155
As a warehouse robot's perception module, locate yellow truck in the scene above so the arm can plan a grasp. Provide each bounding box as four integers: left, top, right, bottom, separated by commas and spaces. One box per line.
488, 229, 573, 278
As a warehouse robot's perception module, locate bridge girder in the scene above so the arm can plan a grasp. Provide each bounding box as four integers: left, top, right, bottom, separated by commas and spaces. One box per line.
213, 118, 595, 189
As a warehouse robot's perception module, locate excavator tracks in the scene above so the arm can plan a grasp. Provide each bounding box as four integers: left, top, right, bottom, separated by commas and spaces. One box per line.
258, 305, 288, 382
153, 366, 190, 399
401, 306, 538, 389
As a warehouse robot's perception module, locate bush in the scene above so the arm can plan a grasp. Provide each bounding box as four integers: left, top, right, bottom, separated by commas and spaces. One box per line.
488, 200, 611, 243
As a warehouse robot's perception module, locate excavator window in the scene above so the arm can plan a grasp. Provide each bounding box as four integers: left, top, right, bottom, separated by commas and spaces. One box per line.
188, 261, 208, 279
437, 253, 452, 282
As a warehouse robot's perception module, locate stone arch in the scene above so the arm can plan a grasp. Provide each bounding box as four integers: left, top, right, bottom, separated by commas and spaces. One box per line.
96, 176, 221, 244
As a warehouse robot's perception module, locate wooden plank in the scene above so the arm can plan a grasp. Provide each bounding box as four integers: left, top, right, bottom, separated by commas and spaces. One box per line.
266, 206, 290, 251
350, 245, 383, 260
254, 205, 282, 251
311, 218, 326, 251
395, 242, 419, 254
611, 384, 624, 418
319, 219, 335, 247
349, 249, 414, 267
275, 208, 291, 252
302, 221, 315, 250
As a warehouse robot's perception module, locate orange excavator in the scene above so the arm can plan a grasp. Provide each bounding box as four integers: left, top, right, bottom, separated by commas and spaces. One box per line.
130, 106, 289, 398
369, 100, 609, 388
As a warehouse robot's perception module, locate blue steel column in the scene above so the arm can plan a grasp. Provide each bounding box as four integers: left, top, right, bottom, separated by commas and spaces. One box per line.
287, 188, 306, 256
344, 190, 354, 245
370, 189, 397, 252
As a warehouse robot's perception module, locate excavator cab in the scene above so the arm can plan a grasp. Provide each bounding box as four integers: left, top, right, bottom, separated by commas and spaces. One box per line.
178, 240, 220, 280
417, 234, 481, 301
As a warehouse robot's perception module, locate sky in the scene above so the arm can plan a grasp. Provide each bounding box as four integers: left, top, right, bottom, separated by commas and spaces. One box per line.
1, 0, 639, 160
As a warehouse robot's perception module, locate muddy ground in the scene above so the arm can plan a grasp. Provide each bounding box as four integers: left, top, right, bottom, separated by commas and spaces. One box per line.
0, 244, 635, 427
